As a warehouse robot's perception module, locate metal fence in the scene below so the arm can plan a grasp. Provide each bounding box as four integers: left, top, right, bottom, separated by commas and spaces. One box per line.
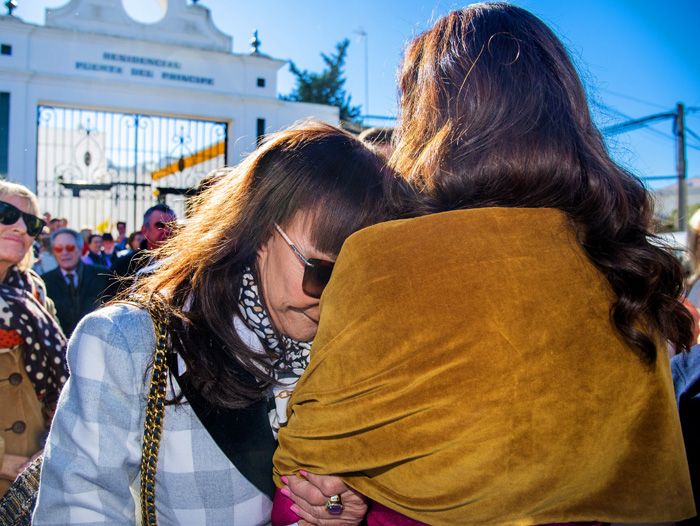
36, 105, 228, 232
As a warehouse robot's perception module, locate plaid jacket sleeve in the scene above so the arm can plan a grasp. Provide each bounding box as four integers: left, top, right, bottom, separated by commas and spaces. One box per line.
33, 304, 154, 525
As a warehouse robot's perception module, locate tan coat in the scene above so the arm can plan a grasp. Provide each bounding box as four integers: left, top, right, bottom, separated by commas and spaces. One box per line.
0, 345, 46, 495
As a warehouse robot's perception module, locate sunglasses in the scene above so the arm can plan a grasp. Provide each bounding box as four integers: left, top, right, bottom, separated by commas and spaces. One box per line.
53, 244, 77, 254
274, 223, 335, 299
0, 201, 46, 237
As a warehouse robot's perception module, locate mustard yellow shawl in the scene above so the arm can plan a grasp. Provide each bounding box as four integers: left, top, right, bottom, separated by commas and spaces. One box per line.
274, 208, 694, 525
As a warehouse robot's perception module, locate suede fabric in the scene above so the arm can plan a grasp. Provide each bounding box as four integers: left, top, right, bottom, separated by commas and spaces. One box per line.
273, 207, 695, 525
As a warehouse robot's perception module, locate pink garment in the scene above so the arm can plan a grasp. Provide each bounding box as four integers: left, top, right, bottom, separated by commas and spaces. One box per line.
271, 489, 301, 526
272, 488, 609, 526
367, 501, 426, 525
369, 503, 608, 526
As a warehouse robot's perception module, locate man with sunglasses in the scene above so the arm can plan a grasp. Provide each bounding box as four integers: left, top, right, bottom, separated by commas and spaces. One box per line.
42, 228, 109, 337
110, 204, 176, 295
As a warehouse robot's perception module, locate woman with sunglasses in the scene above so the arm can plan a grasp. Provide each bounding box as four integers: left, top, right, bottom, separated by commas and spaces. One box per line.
273, 4, 695, 524
33, 121, 399, 525
0, 181, 67, 498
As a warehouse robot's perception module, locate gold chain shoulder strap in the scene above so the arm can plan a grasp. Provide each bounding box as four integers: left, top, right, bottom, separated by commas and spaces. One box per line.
139, 313, 169, 526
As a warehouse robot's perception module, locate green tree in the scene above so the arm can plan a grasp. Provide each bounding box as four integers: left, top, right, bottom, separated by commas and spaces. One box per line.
283, 39, 362, 124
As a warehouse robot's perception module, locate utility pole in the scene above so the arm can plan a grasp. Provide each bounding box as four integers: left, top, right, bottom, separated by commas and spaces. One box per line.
676, 102, 687, 231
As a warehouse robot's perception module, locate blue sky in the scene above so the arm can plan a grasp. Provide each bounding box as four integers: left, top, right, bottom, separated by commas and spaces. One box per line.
17, 0, 700, 187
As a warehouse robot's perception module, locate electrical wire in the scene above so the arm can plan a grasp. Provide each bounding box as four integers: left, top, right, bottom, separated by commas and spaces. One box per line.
600, 105, 677, 142
601, 105, 700, 152
601, 106, 700, 151
685, 127, 700, 149
598, 88, 669, 111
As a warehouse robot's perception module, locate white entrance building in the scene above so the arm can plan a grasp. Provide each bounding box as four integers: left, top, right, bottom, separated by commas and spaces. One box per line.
0, 0, 338, 230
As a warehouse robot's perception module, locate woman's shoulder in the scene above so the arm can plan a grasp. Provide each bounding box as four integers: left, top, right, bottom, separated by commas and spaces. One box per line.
71, 302, 156, 359
345, 207, 569, 247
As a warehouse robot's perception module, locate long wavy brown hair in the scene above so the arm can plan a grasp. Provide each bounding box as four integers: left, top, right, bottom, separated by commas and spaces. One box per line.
391, 2, 692, 362
134, 121, 398, 408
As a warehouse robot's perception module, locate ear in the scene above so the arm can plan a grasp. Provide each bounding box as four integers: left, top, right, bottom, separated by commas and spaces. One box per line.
256, 234, 272, 262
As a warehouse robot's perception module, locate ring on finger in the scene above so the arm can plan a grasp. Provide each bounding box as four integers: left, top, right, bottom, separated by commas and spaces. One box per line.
325, 494, 344, 515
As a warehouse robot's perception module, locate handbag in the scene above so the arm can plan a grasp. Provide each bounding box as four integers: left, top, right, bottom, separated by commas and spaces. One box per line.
0, 312, 169, 526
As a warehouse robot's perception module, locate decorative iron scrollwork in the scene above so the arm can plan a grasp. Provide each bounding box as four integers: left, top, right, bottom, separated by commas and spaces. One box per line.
37, 106, 227, 227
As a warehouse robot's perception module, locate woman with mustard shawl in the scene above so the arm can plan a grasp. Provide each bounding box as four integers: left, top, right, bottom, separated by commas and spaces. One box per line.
273, 3, 696, 525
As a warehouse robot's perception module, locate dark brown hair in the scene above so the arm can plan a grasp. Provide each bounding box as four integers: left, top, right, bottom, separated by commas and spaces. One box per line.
135, 121, 398, 408
392, 2, 692, 361
358, 127, 394, 147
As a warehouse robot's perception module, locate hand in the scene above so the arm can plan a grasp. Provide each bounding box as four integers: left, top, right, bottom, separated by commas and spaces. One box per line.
282, 470, 368, 526
0, 453, 30, 479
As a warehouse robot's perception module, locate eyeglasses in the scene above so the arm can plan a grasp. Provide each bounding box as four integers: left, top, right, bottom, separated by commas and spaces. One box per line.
274, 223, 335, 299
0, 201, 46, 238
53, 244, 77, 254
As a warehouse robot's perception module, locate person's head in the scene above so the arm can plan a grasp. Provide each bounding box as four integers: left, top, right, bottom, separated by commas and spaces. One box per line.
59, 218, 68, 228
116, 221, 127, 236
394, 2, 604, 202
392, 3, 692, 360
79, 228, 92, 244
358, 127, 394, 158
50, 228, 83, 272
0, 181, 45, 279
139, 121, 396, 407
87, 234, 103, 255
127, 231, 144, 250
102, 233, 115, 254
48, 218, 61, 232
141, 204, 176, 250
37, 233, 51, 253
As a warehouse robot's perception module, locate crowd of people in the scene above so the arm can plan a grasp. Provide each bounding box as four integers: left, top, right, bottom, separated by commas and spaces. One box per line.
0, 3, 697, 525
27, 204, 177, 336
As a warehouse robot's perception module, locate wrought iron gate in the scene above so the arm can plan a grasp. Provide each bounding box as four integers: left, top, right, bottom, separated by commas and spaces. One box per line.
36, 105, 228, 232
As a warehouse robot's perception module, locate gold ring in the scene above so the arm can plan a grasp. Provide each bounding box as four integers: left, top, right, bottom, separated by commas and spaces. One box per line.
325, 493, 343, 515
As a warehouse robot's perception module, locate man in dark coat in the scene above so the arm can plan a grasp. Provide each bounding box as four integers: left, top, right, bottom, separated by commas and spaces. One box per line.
43, 228, 109, 337
110, 203, 176, 296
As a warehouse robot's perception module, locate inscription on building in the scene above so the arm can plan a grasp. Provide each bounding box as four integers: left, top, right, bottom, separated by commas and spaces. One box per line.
103, 53, 181, 70
73, 51, 214, 85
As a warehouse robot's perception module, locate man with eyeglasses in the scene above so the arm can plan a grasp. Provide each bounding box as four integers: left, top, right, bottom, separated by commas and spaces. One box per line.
110, 204, 177, 295
42, 228, 110, 337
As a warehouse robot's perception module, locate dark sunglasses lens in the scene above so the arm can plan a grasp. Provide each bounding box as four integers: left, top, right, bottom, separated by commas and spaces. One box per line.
0, 202, 45, 236
302, 260, 335, 298
0, 202, 20, 227
24, 215, 45, 237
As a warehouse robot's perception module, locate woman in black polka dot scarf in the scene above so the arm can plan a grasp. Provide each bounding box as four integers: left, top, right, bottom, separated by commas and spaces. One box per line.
0, 267, 68, 406
0, 181, 67, 496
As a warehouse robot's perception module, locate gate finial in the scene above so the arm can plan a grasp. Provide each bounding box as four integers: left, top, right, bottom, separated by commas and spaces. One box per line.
5, 0, 18, 16
250, 30, 261, 54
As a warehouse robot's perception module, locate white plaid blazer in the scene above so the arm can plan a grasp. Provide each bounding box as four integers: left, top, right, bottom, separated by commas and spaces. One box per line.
33, 304, 272, 525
